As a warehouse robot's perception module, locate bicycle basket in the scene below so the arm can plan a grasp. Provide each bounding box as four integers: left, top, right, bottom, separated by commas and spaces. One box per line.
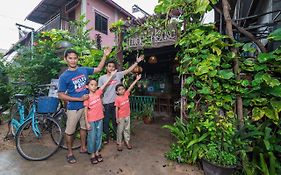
37, 96, 59, 113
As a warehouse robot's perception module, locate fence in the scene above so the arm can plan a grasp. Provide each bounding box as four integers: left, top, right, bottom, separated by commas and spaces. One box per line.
130, 96, 156, 112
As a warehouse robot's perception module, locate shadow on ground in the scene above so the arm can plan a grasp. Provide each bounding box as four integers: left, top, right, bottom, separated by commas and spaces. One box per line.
0, 116, 203, 175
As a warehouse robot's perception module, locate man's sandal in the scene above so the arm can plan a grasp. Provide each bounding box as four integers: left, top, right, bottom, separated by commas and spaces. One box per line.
96, 154, 103, 162
66, 155, 77, 164
90, 157, 98, 164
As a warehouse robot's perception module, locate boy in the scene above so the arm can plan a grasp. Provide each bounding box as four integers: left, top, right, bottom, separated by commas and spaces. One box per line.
115, 74, 142, 151
84, 70, 117, 164
98, 55, 144, 144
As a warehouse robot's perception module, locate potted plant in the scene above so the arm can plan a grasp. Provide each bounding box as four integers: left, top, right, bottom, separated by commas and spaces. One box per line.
140, 103, 154, 124
200, 108, 239, 175
202, 143, 237, 175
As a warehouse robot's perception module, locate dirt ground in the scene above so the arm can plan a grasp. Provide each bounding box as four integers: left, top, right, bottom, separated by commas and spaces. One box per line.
0, 116, 203, 175
0, 121, 15, 151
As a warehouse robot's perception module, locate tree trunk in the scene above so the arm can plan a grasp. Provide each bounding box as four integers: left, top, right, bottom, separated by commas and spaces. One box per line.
222, 0, 244, 128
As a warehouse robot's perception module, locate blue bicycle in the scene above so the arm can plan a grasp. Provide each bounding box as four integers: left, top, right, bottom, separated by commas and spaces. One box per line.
10, 83, 63, 161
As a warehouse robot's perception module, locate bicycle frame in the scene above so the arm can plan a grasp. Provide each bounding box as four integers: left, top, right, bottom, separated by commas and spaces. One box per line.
10, 99, 41, 138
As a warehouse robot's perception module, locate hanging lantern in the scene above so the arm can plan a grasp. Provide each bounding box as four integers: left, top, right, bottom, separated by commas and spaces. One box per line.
55, 41, 73, 58
148, 56, 157, 64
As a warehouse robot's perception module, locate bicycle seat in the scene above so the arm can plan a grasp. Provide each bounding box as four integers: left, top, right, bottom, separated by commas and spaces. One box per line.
14, 94, 27, 100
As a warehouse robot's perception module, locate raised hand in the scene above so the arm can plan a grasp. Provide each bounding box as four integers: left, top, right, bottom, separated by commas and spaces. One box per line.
136, 74, 142, 81
104, 47, 112, 57
136, 54, 144, 63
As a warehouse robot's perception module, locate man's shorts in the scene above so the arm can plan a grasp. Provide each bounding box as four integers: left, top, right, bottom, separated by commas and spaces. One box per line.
65, 108, 86, 135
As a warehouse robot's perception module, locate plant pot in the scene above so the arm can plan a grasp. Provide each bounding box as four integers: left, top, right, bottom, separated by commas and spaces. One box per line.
202, 159, 236, 175
143, 116, 152, 124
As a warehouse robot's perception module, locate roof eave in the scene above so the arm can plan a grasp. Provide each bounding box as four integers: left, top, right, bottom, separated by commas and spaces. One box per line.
105, 0, 135, 19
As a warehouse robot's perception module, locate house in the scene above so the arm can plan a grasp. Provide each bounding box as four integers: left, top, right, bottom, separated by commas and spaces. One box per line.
26, 0, 133, 47
4, 0, 134, 56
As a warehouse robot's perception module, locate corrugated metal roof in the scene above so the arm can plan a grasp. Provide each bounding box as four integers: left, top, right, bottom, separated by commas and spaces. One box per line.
26, 0, 134, 24
25, 0, 69, 24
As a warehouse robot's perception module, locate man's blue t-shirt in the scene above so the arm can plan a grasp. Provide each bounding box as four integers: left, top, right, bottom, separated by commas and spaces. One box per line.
58, 67, 94, 110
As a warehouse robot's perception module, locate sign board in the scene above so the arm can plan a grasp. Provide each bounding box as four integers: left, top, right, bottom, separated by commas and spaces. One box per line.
124, 23, 178, 50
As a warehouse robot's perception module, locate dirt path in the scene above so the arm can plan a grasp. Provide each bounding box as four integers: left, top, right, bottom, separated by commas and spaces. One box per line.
0, 116, 203, 175
0, 121, 15, 151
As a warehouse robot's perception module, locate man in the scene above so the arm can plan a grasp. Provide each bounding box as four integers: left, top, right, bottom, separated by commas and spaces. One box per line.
98, 54, 144, 144
58, 48, 111, 164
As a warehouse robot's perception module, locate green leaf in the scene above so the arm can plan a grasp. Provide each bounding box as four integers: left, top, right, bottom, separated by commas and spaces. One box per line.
195, 65, 209, 76
188, 48, 199, 53
268, 152, 276, 175
209, 70, 217, 77
259, 153, 270, 175
198, 86, 211, 94
227, 52, 236, 59
242, 43, 256, 53
187, 102, 195, 109
188, 66, 196, 72
185, 76, 194, 85
195, 0, 210, 14
241, 80, 250, 87
186, 133, 209, 149
257, 53, 275, 63
211, 46, 221, 56
268, 28, 281, 41
217, 69, 234, 79
181, 89, 188, 96
264, 107, 279, 121
254, 64, 268, 71
252, 107, 265, 121
270, 101, 281, 113
221, 63, 231, 69
262, 74, 280, 87
188, 91, 196, 99
243, 59, 255, 66
266, 86, 281, 97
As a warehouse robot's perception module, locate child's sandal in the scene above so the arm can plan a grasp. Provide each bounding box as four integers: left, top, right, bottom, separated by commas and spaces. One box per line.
117, 145, 123, 151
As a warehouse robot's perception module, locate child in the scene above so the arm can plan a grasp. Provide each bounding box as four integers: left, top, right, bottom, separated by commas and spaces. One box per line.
114, 74, 141, 151
84, 70, 117, 164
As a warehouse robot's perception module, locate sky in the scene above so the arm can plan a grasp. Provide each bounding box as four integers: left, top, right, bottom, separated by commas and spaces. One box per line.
0, 0, 159, 51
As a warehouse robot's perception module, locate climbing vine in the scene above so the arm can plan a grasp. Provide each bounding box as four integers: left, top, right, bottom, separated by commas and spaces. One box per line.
110, 1, 281, 173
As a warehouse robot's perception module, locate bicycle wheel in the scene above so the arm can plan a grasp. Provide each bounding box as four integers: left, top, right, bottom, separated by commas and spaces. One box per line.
15, 115, 63, 161
54, 112, 81, 150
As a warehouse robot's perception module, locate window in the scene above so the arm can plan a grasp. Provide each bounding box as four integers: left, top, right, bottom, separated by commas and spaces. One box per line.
95, 12, 108, 35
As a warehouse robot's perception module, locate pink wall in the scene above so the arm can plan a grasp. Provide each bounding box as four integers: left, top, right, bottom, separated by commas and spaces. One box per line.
86, 0, 128, 47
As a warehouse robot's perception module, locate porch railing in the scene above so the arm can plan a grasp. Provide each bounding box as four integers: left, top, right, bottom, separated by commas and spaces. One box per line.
130, 96, 156, 112
37, 14, 62, 33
